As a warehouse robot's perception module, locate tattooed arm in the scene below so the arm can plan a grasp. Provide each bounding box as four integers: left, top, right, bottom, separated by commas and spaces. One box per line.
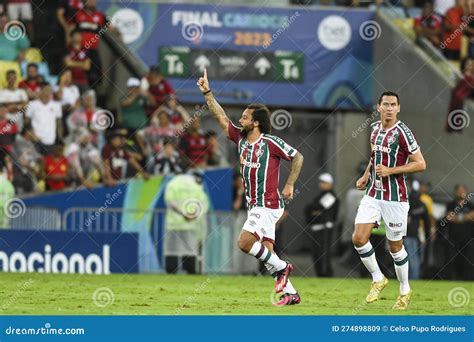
197, 68, 230, 135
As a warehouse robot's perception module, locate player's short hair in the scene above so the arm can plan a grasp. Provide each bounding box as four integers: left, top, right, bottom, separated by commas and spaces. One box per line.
378, 91, 400, 105
27, 63, 38, 70
246, 103, 271, 134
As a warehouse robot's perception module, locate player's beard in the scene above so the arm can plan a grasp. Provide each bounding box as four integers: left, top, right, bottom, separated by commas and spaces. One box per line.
241, 124, 255, 137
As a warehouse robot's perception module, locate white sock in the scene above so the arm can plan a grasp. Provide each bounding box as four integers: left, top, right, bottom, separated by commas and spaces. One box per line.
248, 242, 286, 271
390, 246, 410, 295
265, 262, 297, 294
354, 242, 384, 282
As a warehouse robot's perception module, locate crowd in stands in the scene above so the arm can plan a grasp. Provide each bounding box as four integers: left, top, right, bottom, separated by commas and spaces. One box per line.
0, 0, 228, 195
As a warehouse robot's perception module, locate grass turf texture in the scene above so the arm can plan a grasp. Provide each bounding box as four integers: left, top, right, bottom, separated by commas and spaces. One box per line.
0, 273, 471, 315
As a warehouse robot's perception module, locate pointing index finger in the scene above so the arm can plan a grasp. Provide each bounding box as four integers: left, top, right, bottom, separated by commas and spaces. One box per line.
204, 68, 208, 79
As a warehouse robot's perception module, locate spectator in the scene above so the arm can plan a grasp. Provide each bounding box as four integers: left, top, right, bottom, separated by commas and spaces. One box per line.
206, 130, 228, 167
119, 77, 149, 135
414, 2, 442, 47
464, 3, 474, 58
65, 128, 102, 188
179, 117, 208, 169
447, 57, 474, 133
148, 139, 182, 175
64, 30, 91, 92
0, 148, 15, 228
40, 139, 68, 191
0, 12, 30, 62
435, 0, 454, 16
12, 124, 40, 194
305, 173, 339, 277
74, 0, 113, 88
5, 0, 33, 41
0, 103, 18, 154
232, 173, 246, 211
164, 171, 209, 274
18, 63, 41, 100
137, 109, 176, 158
405, 180, 431, 280
25, 82, 63, 155
158, 96, 191, 130
56, 0, 84, 46
54, 68, 80, 118
67, 89, 103, 146
144, 65, 173, 116
442, 0, 465, 61
101, 128, 149, 187
0, 70, 28, 113
444, 184, 474, 280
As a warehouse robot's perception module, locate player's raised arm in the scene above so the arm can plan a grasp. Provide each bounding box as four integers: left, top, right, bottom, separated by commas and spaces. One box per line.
281, 152, 304, 200
197, 68, 230, 134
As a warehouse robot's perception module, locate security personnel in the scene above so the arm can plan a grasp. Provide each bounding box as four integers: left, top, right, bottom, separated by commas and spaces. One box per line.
305, 173, 339, 277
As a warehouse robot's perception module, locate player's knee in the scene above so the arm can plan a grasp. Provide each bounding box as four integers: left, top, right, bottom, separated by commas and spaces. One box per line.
237, 237, 252, 253
352, 232, 368, 247
388, 242, 403, 253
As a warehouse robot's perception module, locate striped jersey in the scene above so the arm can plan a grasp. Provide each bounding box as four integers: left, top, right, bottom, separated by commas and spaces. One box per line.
367, 120, 419, 202
228, 121, 297, 209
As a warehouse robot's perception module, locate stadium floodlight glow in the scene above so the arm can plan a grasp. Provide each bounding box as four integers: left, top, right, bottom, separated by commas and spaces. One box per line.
0, 244, 110, 274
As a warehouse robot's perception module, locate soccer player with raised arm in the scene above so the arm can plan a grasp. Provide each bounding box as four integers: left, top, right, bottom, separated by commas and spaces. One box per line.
197, 69, 304, 306
353, 91, 426, 310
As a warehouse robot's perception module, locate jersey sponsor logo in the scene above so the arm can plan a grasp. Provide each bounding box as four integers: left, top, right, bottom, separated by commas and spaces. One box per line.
373, 144, 391, 153
242, 160, 261, 168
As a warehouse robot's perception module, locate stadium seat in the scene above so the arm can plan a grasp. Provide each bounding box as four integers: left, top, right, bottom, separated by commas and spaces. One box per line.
24, 48, 44, 63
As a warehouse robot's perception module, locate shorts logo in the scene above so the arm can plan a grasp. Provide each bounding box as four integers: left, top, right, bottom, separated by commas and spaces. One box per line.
250, 213, 261, 219
389, 222, 402, 228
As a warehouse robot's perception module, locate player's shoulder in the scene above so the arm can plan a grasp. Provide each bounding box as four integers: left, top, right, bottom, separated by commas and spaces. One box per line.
370, 120, 381, 129
262, 133, 286, 145
396, 120, 415, 135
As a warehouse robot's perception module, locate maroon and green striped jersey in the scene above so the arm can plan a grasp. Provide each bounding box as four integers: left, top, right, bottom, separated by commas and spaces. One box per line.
367, 120, 419, 202
228, 121, 297, 209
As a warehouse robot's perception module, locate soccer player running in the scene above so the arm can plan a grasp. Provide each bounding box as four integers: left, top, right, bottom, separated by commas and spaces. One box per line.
353, 91, 426, 310
197, 69, 304, 306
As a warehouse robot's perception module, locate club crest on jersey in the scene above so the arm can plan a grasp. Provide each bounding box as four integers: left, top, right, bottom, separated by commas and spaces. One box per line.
387, 133, 397, 145
255, 142, 265, 157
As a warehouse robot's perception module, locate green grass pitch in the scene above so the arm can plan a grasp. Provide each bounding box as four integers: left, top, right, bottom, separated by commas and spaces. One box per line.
0, 273, 471, 315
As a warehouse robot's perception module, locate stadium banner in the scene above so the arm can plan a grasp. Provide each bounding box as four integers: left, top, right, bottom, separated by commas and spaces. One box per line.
0, 230, 138, 274
21, 168, 233, 215
98, 2, 374, 110
0, 316, 471, 341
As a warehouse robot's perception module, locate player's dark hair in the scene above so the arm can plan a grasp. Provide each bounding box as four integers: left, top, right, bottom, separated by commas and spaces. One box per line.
378, 91, 400, 105
246, 103, 271, 134
27, 63, 38, 70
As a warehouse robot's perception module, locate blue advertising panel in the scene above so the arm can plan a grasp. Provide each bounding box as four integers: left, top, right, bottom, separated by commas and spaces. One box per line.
99, 2, 374, 110
0, 230, 138, 274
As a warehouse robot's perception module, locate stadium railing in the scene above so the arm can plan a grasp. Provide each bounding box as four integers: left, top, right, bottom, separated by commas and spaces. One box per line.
10, 206, 61, 231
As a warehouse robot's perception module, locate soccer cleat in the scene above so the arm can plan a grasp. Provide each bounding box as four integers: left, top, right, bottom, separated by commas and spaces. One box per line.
275, 263, 293, 293
392, 291, 412, 310
365, 276, 389, 303
273, 293, 301, 306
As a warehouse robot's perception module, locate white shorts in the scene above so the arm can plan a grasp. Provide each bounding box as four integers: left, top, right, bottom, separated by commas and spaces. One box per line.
8, 3, 33, 21
242, 207, 284, 244
355, 195, 410, 241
